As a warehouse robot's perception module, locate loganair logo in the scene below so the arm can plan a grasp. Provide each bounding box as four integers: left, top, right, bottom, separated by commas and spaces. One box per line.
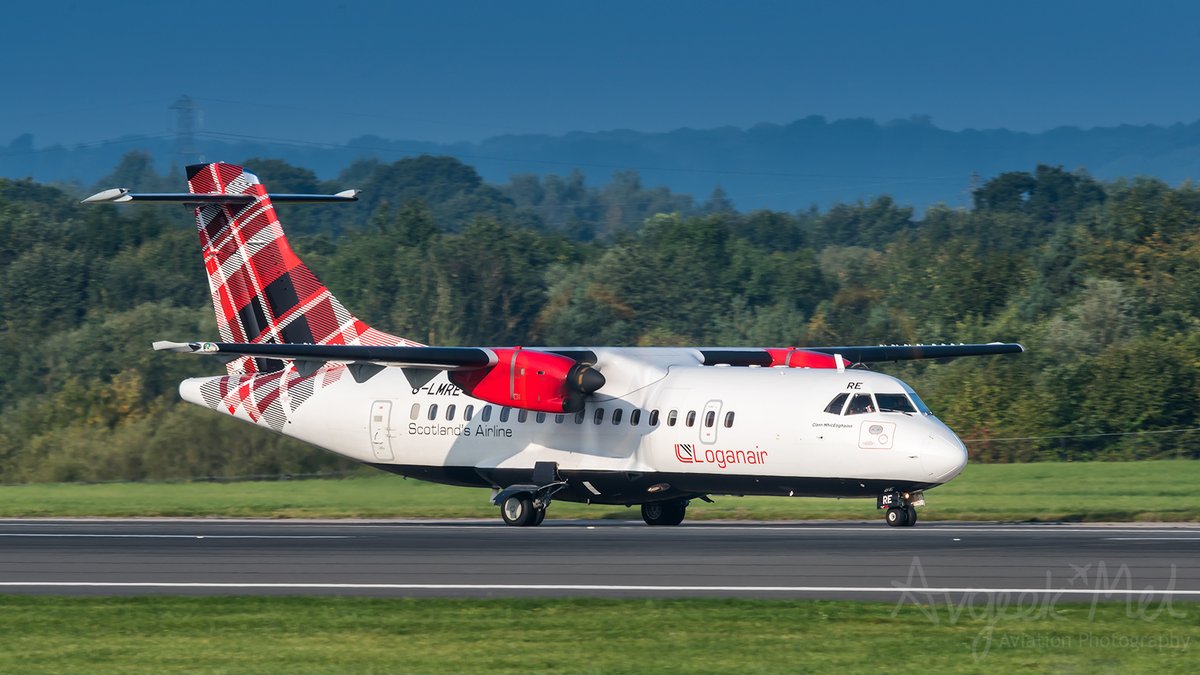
674, 443, 768, 469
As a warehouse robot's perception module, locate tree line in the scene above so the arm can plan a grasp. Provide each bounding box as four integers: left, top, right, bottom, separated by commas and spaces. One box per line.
1, 154, 1198, 483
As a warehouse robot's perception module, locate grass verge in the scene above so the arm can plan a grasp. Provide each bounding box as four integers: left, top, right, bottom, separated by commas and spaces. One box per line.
0, 460, 1197, 521
0, 596, 1195, 673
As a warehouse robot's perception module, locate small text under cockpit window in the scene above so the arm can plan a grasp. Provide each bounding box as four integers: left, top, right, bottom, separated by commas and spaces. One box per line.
875, 393, 917, 414
824, 393, 849, 415
845, 393, 875, 415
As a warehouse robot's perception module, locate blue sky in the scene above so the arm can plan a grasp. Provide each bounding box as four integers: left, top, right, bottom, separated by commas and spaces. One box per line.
5, 0, 1200, 147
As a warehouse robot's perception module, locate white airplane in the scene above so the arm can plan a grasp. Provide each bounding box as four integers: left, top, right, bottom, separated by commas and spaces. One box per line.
84, 162, 1023, 527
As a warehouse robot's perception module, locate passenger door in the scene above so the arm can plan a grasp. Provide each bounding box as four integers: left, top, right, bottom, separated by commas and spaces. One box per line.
700, 399, 722, 445
369, 400, 395, 461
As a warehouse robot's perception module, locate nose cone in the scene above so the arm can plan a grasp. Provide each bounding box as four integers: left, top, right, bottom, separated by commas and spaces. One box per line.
926, 427, 968, 483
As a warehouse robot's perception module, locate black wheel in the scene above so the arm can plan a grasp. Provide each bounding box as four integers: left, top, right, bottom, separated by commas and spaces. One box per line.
531, 507, 546, 526
500, 495, 534, 527
885, 507, 909, 527
903, 505, 918, 527
641, 499, 687, 526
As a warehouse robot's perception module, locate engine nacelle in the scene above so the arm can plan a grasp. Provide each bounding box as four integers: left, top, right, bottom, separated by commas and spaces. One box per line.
449, 347, 605, 413
764, 348, 841, 368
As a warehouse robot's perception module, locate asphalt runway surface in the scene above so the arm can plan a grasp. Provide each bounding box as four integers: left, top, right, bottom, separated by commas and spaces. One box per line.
1, 519, 1198, 602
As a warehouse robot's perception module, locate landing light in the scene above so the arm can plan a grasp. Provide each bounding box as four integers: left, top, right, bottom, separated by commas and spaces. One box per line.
647, 483, 670, 493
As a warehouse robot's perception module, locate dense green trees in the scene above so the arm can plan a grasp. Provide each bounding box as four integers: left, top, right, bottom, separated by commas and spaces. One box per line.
1, 158, 1199, 483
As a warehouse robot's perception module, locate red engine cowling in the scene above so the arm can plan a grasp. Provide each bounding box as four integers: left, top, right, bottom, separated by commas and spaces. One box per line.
449, 347, 605, 413
764, 348, 841, 368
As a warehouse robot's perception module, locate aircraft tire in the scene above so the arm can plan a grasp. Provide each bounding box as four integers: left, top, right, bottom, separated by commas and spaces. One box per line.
531, 507, 546, 527
501, 495, 535, 527
641, 499, 687, 526
903, 505, 918, 527
885, 507, 908, 527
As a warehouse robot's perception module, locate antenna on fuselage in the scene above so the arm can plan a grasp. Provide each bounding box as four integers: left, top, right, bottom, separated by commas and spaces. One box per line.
834, 353, 846, 373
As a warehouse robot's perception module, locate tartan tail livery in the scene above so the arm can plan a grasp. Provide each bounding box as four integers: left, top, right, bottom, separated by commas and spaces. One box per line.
184, 162, 423, 375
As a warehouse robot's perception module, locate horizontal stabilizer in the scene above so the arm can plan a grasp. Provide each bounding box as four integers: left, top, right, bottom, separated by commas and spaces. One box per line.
153, 341, 497, 370
82, 189, 359, 204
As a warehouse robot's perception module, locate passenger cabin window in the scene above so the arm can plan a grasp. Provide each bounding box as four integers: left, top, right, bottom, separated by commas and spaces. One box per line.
464, 405, 474, 421
724, 411, 735, 428
446, 404, 456, 421
704, 411, 715, 428
481, 406, 492, 422
409, 403, 420, 420
518, 410, 529, 423
630, 409, 641, 426
685, 411, 697, 427
875, 394, 917, 414
824, 393, 849, 415
845, 393, 875, 415
555, 414, 565, 424
649, 410, 660, 426
536, 412, 546, 423
594, 408, 605, 425
612, 409, 623, 425
575, 411, 586, 424
427, 404, 439, 421
499, 407, 511, 423
666, 410, 678, 427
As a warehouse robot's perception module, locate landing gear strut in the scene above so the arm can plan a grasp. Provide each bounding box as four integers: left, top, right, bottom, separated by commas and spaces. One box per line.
880, 490, 922, 527
641, 499, 688, 526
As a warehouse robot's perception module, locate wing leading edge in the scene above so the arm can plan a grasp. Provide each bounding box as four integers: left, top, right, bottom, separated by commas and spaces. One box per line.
152, 341, 496, 370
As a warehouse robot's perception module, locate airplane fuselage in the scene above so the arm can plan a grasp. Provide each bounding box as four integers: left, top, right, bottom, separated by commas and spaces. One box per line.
180, 347, 968, 506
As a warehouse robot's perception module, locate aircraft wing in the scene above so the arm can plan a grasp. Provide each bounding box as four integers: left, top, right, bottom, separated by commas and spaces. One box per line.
152, 341, 495, 369
696, 342, 1023, 367
804, 343, 1025, 362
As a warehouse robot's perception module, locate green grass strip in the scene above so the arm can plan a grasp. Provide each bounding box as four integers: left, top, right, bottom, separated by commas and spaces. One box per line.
0, 596, 1195, 673
1, 460, 1198, 521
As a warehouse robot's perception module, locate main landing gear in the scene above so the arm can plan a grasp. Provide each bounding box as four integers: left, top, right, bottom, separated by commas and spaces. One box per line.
641, 498, 689, 526
499, 494, 547, 527
493, 461, 564, 527
879, 489, 922, 527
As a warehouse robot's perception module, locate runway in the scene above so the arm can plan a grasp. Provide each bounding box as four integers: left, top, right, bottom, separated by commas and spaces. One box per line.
2, 519, 1199, 601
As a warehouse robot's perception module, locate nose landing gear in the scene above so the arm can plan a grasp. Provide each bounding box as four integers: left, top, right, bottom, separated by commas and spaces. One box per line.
879, 489, 922, 527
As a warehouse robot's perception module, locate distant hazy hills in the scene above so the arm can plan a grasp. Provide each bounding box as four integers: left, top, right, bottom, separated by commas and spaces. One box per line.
5, 115, 1200, 211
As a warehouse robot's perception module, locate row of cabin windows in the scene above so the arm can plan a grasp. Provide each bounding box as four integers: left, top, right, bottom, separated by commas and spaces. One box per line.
409, 403, 736, 429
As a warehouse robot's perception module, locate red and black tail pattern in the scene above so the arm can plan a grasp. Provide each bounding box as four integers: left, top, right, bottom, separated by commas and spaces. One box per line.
187, 162, 422, 375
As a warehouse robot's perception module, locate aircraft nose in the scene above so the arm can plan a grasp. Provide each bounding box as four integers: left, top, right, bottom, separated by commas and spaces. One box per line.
925, 428, 968, 483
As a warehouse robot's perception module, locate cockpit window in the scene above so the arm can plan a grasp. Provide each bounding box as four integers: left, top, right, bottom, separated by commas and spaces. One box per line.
875, 393, 917, 414
845, 393, 875, 415
902, 385, 932, 414
824, 393, 849, 415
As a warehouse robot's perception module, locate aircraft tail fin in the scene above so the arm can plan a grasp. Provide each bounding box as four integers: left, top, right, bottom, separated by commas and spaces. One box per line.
186, 162, 422, 375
